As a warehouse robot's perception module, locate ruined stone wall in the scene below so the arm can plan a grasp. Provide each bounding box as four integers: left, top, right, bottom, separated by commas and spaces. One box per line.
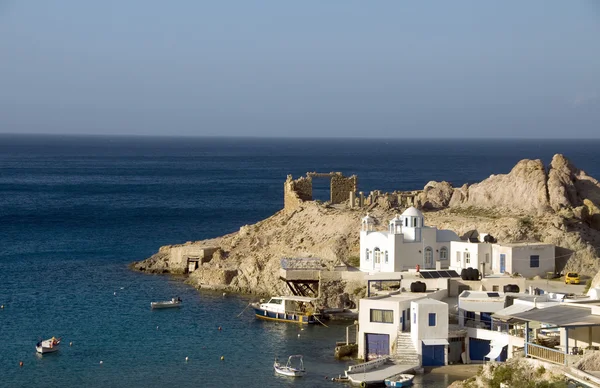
331, 173, 358, 204
284, 175, 313, 213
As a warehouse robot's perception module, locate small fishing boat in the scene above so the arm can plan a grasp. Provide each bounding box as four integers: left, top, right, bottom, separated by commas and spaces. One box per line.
36, 337, 60, 354
384, 373, 415, 387
252, 296, 321, 324
274, 355, 306, 377
151, 297, 182, 309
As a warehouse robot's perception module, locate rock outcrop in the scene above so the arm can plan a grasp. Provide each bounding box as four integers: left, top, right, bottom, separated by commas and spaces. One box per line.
133, 154, 600, 301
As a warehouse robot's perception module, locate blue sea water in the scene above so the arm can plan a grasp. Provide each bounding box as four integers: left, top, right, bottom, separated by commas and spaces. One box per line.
2, 135, 600, 388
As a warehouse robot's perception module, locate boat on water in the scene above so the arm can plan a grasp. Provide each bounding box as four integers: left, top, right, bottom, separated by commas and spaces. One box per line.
36, 337, 60, 354
384, 373, 415, 387
274, 355, 306, 377
251, 296, 321, 324
151, 297, 182, 309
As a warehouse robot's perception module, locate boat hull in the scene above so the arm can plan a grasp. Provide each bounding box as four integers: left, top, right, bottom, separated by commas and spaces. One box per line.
274, 361, 306, 377
36, 345, 60, 354
150, 301, 181, 309
253, 308, 317, 324
384, 374, 414, 387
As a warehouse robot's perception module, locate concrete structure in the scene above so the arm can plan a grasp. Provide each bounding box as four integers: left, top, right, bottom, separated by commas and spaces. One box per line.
410, 298, 449, 366
450, 237, 555, 278
491, 243, 555, 278
356, 289, 447, 362
359, 207, 460, 272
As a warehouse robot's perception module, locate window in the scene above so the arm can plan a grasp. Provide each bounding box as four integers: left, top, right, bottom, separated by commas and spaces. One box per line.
365, 249, 370, 261
385, 251, 389, 264
374, 248, 381, 264
456, 251, 460, 263
405, 218, 408, 227
530, 255, 539, 268
485, 253, 490, 264
428, 313, 436, 326
413, 218, 417, 227
425, 247, 433, 265
413, 312, 416, 324
440, 247, 448, 260
370, 309, 393, 323
465, 252, 471, 264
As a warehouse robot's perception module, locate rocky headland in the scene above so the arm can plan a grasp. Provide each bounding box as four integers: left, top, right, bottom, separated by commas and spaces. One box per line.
131, 154, 600, 305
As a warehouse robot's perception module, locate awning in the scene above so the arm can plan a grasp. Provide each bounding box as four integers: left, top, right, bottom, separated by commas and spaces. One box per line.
485, 345, 504, 360
490, 336, 509, 348
422, 339, 449, 346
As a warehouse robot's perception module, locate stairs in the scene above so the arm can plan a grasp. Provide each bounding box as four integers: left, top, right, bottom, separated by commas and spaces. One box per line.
394, 332, 420, 365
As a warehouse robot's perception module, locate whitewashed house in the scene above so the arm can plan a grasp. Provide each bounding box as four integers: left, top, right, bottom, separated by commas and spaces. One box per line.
410, 298, 449, 366
357, 289, 447, 362
359, 207, 460, 272
450, 234, 555, 278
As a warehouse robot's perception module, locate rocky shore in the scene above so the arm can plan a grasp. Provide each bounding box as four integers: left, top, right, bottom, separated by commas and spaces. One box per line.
131, 154, 600, 305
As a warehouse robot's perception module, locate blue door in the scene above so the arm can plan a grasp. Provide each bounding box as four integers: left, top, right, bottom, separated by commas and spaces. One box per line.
469, 338, 491, 361
422, 344, 445, 366
365, 334, 389, 360
500, 254, 506, 273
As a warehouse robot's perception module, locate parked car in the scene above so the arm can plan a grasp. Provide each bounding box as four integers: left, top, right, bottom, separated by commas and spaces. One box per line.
565, 272, 580, 285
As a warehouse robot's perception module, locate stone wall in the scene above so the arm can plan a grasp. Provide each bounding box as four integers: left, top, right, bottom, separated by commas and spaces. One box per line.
331, 173, 358, 204
284, 174, 313, 213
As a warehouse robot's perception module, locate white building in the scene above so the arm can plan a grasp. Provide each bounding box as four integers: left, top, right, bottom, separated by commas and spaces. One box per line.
357, 289, 447, 362
410, 298, 449, 366
360, 207, 460, 272
450, 238, 555, 278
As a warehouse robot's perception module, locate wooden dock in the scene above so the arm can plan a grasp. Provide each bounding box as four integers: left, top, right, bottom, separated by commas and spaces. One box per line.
346, 362, 419, 386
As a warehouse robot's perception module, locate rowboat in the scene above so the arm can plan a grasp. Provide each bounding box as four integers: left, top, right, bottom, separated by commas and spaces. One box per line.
252, 296, 321, 324
384, 373, 414, 387
36, 337, 60, 354
151, 297, 182, 309
274, 355, 306, 377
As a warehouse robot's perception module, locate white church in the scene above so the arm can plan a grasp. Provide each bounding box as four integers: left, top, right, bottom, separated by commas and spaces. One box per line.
359, 207, 460, 272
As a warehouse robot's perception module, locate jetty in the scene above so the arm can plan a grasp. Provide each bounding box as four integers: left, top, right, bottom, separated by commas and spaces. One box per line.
344, 357, 419, 386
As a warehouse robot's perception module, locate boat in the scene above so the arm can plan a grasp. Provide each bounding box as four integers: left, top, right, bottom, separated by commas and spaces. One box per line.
251, 296, 321, 324
384, 373, 415, 387
150, 297, 182, 309
273, 355, 306, 377
36, 337, 60, 354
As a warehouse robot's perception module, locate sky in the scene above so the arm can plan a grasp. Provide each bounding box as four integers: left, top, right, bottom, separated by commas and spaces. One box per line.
0, 1, 599, 138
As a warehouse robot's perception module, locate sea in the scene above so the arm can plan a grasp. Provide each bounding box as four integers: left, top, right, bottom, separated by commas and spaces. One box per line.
2, 135, 600, 388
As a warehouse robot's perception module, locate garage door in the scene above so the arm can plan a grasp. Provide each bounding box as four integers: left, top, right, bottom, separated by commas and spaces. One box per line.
422, 344, 445, 366
469, 338, 490, 361
365, 333, 389, 360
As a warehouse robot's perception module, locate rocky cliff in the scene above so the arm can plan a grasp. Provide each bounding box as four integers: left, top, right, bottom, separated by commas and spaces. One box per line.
132, 154, 600, 303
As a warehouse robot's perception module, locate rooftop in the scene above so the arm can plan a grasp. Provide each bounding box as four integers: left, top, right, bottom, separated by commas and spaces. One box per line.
509, 304, 600, 327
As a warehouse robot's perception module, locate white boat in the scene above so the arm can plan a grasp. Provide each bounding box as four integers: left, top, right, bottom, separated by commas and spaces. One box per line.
384, 373, 415, 387
36, 337, 60, 354
252, 296, 321, 324
274, 355, 306, 377
151, 297, 182, 309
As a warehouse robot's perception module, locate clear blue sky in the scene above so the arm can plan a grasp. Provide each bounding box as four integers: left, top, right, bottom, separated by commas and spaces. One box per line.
0, 1, 599, 138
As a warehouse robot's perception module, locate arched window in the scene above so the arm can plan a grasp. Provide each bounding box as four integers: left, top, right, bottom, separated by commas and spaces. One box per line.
365, 249, 370, 261
425, 247, 433, 266
440, 247, 448, 260
413, 218, 417, 227
385, 251, 389, 264
374, 248, 381, 264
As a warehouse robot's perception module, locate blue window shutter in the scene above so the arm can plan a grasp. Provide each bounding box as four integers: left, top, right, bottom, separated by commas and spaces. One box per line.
429, 313, 436, 326
413, 312, 416, 324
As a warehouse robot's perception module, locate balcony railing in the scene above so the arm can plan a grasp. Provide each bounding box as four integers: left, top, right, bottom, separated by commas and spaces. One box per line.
527, 343, 565, 365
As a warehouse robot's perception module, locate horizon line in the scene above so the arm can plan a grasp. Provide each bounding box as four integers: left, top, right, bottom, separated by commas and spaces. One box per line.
1, 132, 599, 141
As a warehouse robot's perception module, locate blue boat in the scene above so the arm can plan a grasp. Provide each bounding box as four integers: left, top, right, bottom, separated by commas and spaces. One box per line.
384, 373, 414, 387
252, 296, 320, 324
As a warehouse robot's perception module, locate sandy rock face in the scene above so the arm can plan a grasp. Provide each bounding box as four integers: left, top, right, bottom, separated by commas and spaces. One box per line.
449, 159, 549, 214
420, 181, 454, 209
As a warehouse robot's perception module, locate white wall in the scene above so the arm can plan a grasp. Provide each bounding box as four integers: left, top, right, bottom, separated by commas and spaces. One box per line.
450, 241, 493, 274
510, 244, 555, 278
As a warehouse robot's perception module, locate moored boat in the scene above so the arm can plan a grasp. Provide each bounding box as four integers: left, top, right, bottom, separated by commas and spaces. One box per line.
151, 297, 182, 309
384, 373, 415, 387
274, 355, 306, 377
36, 337, 60, 354
251, 296, 320, 324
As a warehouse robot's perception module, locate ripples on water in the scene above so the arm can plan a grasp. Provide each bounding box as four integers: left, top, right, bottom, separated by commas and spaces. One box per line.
2, 136, 600, 387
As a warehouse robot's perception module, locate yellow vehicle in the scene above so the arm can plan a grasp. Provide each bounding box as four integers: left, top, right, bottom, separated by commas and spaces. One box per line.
565, 272, 580, 285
